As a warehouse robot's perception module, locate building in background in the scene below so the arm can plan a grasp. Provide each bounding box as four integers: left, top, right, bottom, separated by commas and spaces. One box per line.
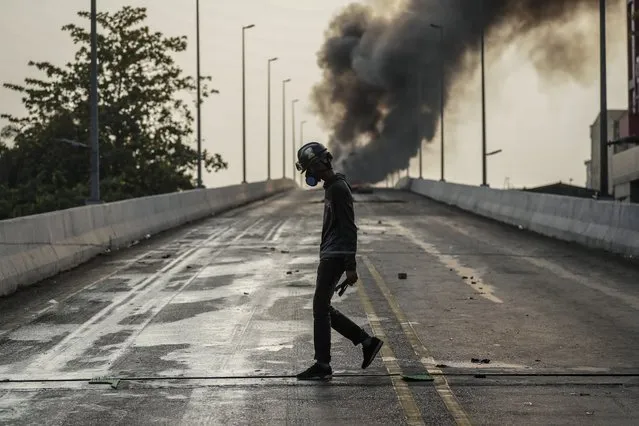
586, 110, 627, 194
581, 2, 639, 202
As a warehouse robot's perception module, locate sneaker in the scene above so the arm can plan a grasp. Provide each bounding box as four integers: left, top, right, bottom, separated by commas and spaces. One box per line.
296, 362, 333, 381
361, 337, 383, 369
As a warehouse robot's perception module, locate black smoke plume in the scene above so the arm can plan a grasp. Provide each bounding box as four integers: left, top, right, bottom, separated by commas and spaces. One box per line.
311, 0, 621, 183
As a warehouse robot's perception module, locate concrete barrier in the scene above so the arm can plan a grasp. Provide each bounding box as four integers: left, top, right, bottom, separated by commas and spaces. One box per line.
0, 179, 296, 297
398, 178, 639, 257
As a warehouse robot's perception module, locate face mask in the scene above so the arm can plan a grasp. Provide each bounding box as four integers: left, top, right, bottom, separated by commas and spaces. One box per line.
305, 174, 319, 187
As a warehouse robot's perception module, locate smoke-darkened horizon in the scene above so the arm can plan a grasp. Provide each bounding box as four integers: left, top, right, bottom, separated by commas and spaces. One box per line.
311, 0, 622, 183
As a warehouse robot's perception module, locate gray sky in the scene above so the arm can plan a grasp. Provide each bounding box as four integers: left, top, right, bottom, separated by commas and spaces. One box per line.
0, 0, 628, 189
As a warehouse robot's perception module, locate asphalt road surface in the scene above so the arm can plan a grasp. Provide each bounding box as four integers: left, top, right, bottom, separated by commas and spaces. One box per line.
1, 188, 638, 425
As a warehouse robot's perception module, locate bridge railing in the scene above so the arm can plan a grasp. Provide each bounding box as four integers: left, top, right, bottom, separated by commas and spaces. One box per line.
398, 177, 639, 258
0, 179, 296, 297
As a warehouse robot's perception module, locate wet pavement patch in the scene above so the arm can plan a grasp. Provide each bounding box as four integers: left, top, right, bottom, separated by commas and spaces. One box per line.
286, 282, 314, 288
36, 300, 112, 325
0, 333, 70, 366
118, 311, 156, 326
62, 330, 136, 371
110, 344, 190, 377
153, 299, 228, 323
188, 275, 237, 291
97, 278, 136, 293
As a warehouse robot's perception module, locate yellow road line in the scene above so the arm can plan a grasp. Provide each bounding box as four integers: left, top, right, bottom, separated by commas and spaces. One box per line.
356, 279, 425, 426
362, 256, 473, 426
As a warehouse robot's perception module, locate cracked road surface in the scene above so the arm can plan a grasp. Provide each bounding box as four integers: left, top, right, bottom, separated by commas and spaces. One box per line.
1, 189, 638, 425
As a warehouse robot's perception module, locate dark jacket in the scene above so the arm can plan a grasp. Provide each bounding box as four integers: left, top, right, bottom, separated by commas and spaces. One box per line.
320, 173, 358, 270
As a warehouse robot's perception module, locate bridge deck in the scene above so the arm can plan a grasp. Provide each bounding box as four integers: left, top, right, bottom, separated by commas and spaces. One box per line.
1, 189, 638, 425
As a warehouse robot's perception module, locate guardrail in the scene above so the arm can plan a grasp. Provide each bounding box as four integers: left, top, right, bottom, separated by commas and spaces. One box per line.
0, 179, 296, 297
398, 178, 639, 258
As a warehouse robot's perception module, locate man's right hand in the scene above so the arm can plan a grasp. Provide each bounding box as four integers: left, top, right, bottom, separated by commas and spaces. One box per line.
336, 271, 358, 296
345, 270, 358, 285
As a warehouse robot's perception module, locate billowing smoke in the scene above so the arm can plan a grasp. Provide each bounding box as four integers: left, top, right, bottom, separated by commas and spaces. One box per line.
312, 0, 621, 183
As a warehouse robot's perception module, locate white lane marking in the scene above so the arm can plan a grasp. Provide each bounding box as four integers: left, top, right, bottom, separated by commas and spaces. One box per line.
271, 218, 290, 242
390, 222, 503, 304
0, 227, 209, 340
263, 219, 283, 242
231, 218, 265, 242
9, 225, 236, 378
430, 216, 639, 311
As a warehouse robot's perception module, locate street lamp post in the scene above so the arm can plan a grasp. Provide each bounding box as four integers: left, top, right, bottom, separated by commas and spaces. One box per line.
430, 23, 445, 182
300, 120, 307, 186
480, 1, 487, 187
291, 99, 299, 178
282, 78, 291, 178
418, 72, 423, 179
88, 0, 100, 204
241, 24, 255, 184
599, 0, 609, 197
196, 0, 202, 188
267, 57, 278, 180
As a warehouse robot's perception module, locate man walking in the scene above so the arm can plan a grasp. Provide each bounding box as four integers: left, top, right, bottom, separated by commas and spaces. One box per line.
295, 141, 383, 381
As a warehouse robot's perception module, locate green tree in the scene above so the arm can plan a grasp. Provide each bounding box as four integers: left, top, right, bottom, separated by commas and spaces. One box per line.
0, 6, 226, 219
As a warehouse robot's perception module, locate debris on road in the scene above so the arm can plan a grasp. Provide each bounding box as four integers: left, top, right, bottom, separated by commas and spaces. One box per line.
398, 273, 408, 279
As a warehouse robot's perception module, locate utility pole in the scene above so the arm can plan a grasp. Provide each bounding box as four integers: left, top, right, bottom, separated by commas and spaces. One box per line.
292, 99, 298, 178
88, 0, 100, 204
599, 0, 609, 197
195, 0, 202, 188
480, 1, 487, 187
241, 24, 255, 184
266, 57, 278, 180
282, 78, 291, 178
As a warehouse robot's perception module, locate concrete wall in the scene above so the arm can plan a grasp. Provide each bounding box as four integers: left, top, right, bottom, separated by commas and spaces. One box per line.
0, 179, 295, 297
398, 178, 639, 257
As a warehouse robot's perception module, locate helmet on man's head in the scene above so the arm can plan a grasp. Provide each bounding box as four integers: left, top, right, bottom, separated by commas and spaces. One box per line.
295, 142, 333, 173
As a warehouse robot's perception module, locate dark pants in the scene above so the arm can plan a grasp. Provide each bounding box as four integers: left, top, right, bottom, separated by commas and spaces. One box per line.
313, 258, 369, 364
